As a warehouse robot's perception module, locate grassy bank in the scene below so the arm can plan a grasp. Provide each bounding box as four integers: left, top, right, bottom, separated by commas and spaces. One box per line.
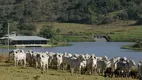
35, 20, 142, 42
48, 40, 72, 47
0, 61, 137, 80
0, 45, 16, 49
121, 42, 142, 51
54, 35, 95, 42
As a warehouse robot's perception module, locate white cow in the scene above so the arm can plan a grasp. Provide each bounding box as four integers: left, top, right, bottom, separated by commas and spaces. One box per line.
80, 60, 87, 71
56, 53, 63, 70
46, 52, 56, 66
138, 61, 142, 80
12, 49, 26, 67
97, 56, 111, 75
72, 54, 80, 58
63, 55, 86, 75
63, 52, 72, 58
97, 56, 109, 61
128, 60, 136, 71
110, 57, 120, 70
86, 54, 97, 74
38, 53, 49, 71
62, 52, 72, 70
84, 53, 90, 60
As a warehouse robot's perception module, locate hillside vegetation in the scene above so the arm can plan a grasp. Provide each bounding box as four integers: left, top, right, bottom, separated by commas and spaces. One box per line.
0, 0, 142, 42
35, 20, 142, 42
0, 0, 141, 23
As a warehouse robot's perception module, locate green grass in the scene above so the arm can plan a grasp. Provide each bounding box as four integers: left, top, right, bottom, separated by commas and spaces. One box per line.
55, 35, 95, 42
0, 45, 16, 48
34, 20, 142, 42
121, 43, 142, 51
0, 62, 138, 80
0, 55, 138, 80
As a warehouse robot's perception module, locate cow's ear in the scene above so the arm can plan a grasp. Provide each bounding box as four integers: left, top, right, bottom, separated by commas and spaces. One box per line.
42, 55, 44, 58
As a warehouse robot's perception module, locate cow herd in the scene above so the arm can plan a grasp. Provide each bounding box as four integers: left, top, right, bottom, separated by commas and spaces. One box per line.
9, 49, 142, 79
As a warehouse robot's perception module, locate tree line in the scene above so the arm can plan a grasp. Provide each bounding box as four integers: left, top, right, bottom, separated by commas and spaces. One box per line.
0, 0, 142, 37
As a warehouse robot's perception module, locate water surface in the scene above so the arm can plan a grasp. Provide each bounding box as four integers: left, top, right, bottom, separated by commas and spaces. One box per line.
0, 42, 141, 63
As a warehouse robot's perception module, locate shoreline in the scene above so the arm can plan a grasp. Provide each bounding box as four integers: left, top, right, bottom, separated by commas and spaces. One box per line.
121, 45, 142, 51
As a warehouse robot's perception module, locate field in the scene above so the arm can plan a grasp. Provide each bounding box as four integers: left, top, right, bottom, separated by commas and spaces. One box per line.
0, 55, 138, 80
35, 20, 142, 42
0, 62, 138, 80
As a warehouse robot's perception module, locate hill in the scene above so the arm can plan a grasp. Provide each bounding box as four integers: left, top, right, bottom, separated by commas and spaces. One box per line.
0, 0, 141, 24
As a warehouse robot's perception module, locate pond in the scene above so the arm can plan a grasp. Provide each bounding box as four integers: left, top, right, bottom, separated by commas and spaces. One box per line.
0, 42, 142, 63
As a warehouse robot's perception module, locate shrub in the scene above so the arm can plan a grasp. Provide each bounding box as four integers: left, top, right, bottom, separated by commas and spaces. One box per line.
136, 15, 142, 25
39, 25, 55, 39
96, 15, 113, 24
116, 10, 128, 20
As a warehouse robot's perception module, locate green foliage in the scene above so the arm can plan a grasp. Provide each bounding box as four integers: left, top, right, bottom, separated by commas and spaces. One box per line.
39, 25, 55, 39
116, 10, 128, 20
17, 23, 36, 36
95, 15, 113, 24
18, 23, 36, 31
132, 41, 142, 48
56, 28, 61, 34
136, 15, 142, 25
0, 0, 141, 24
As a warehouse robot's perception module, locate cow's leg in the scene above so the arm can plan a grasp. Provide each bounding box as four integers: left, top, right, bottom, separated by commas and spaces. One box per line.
91, 68, 93, 75
78, 66, 81, 75
36, 61, 38, 68
57, 65, 60, 70
24, 59, 26, 67
43, 64, 45, 71
14, 59, 17, 66
70, 68, 74, 76
16, 60, 19, 66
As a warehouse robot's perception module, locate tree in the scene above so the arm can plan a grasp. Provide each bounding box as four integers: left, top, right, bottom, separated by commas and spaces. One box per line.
17, 23, 36, 35
136, 15, 142, 25
39, 25, 55, 39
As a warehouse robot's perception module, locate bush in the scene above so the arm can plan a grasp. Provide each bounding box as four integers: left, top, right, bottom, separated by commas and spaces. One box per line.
116, 10, 128, 20
18, 23, 36, 31
132, 42, 142, 48
136, 15, 142, 25
96, 15, 113, 24
39, 25, 55, 39
17, 23, 36, 35
20, 30, 33, 36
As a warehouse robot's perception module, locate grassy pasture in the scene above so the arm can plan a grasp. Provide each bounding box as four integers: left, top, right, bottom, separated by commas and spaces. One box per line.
0, 55, 138, 80
0, 62, 138, 80
35, 20, 142, 42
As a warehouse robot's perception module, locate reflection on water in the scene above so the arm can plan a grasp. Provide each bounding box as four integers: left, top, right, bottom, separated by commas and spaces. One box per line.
0, 42, 142, 63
